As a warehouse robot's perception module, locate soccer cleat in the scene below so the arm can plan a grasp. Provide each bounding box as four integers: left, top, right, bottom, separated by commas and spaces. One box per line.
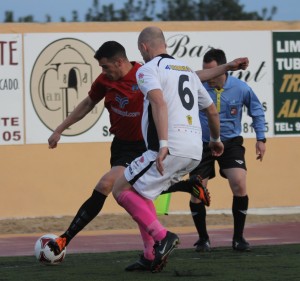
47, 237, 67, 256
125, 254, 152, 271
151, 231, 180, 273
232, 237, 251, 251
194, 238, 212, 252
189, 175, 211, 206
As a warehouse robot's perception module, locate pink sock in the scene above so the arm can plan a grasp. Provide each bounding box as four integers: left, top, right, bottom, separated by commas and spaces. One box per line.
139, 198, 159, 260
138, 224, 154, 260
145, 198, 157, 217
117, 190, 167, 242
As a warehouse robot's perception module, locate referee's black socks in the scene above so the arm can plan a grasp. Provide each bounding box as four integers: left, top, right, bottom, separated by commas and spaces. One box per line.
190, 201, 209, 240
232, 195, 249, 239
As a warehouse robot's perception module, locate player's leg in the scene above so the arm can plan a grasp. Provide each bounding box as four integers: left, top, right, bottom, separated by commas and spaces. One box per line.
114, 153, 196, 272
112, 151, 172, 243
220, 137, 249, 251
125, 199, 156, 271
190, 178, 211, 252
126, 178, 209, 270
161, 174, 211, 205
189, 144, 215, 252
48, 166, 124, 255
62, 167, 122, 241
113, 152, 169, 272
114, 184, 178, 273
116, 191, 179, 273
222, 167, 249, 251
48, 138, 147, 255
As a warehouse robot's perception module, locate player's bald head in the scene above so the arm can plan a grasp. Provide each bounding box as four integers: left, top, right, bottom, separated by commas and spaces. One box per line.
137, 26, 167, 62
138, 26, 166, 48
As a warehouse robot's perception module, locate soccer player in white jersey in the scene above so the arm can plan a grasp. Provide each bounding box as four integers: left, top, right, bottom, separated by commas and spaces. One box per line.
112, 26, 224, 273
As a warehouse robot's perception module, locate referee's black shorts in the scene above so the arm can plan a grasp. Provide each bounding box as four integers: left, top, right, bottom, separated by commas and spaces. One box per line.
110, 137, 146, 168
190, 136, 247, 179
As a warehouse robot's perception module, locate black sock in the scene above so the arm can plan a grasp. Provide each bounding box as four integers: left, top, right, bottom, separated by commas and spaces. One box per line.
161, 179, 192, 194
232, 195, 249, 239
190, 201, 209, 240
61, 190, 107, 245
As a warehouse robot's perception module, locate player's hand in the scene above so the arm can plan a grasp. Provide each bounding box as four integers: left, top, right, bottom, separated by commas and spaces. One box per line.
209, 141, 224, 157
227, 57, 249, 71
256, 141, 266, 161
48, 131, 61, 149
156, 147, 168, 176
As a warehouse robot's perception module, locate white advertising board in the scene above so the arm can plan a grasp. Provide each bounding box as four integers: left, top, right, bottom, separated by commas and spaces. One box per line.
0, 34, 24, 145
23, 31, 272, 144
162, 31, 273, 138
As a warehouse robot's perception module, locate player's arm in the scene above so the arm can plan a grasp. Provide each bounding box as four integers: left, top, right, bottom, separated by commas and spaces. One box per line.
48, 96, 97, 149
196, 57, 249, 82
148, 89, 168, 175
202, 103, 224, 157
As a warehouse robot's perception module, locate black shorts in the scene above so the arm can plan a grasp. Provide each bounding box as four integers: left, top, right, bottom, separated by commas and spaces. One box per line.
190, 136, 247, 179
110, 137, 147, 168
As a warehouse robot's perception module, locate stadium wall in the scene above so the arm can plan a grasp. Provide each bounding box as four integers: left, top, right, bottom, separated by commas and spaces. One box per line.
0, 21, 300, 219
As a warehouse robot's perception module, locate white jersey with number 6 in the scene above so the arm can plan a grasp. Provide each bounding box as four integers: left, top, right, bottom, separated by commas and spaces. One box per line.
136, 54, 213, 160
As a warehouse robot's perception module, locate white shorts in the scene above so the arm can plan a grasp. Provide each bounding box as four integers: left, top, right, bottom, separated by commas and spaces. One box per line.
124, 150, 200, 200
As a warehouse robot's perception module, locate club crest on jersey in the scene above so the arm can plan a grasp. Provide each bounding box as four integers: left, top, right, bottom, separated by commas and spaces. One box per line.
137, 72, 144, 84
186, 115, 193, 125
115, 95, 129, 108
230, 106, 238, 115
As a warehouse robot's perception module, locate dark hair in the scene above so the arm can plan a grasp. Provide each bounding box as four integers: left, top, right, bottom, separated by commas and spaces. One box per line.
203, 48, 227, 65
94, 41, 127, 60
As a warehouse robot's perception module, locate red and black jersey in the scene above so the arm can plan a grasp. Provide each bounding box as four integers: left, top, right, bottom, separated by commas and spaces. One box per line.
88, 62, 144, 141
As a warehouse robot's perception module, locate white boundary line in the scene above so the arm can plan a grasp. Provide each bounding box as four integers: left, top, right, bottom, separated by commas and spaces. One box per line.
169, 206, 300, 215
